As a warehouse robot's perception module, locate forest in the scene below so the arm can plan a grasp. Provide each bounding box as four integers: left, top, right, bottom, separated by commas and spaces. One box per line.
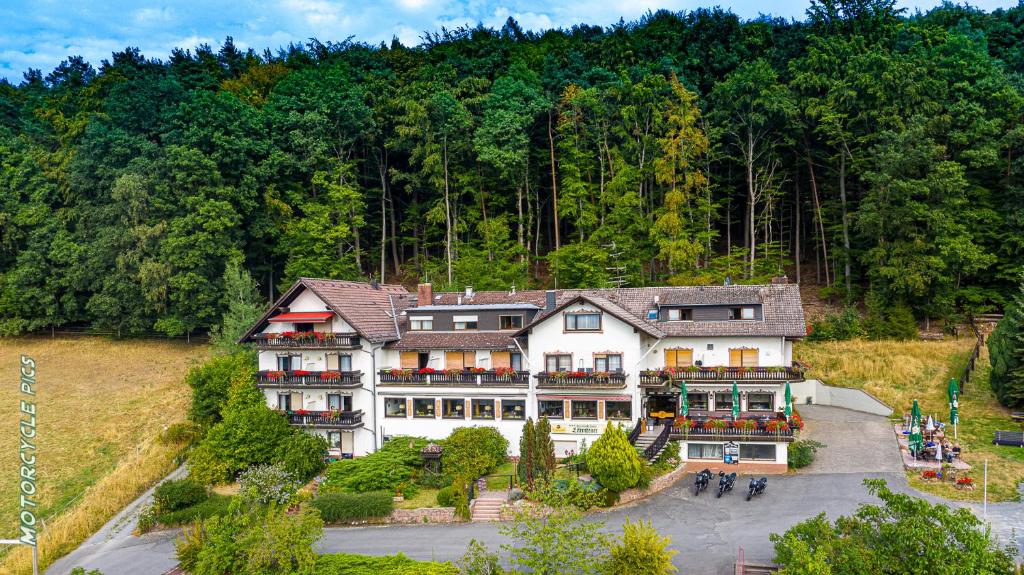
0, 0, 1022, 337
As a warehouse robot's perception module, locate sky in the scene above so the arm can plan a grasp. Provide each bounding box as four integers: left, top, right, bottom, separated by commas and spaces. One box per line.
0, 0, 1017, 82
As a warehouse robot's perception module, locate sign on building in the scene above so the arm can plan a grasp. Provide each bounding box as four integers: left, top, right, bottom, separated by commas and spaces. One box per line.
723, 441, 739, 464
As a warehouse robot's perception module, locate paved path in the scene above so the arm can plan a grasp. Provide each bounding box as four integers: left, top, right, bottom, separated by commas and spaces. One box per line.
798, 405, 904, 474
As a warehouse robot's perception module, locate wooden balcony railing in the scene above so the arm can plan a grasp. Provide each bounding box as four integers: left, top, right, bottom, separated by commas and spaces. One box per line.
256, 370, 362, 388
639, 365, 804, 385
285, 410, 363, 428
377, 369, 529, 386
534, 371, 628, 388
671, 414, 798, 442
251, 332, 361, 349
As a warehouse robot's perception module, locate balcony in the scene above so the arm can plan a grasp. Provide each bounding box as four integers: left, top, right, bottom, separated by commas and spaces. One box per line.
639, 364, 805, 386
668, 411, 799, 442
378, 368, 529, 387
534, 371, 628, 389
251, 331, 361, 349
285, 409, 363, 429
256, 370, 362, 389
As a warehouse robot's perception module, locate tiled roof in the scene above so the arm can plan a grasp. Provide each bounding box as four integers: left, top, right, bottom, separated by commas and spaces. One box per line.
386, 331, 520, 351
429, 290, 548, 306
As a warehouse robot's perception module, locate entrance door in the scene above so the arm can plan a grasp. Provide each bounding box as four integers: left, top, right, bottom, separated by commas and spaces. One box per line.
646, 394, 679, 423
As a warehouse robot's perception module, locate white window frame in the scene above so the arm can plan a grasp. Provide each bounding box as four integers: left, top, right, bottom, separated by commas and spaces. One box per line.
410, 316, 434, 331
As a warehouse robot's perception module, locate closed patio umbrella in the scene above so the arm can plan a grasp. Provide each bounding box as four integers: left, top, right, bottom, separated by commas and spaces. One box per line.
784, 381, 793, 419
679, 381, 689, 418
909, 400, 924, 459
934, 442, 943, 462
926, 415, 935, 434
732, 381, 740, 420
947, 378, 960, 440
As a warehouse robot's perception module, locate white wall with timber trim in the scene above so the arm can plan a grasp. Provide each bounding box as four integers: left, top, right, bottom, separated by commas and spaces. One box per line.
679, 440, 789, 465
639, 336, 790, 370
378, 348, 517, 371
260, 287, 355, 335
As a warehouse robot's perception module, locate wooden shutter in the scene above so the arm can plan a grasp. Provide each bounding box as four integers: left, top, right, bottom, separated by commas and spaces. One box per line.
463, 352, 476, 368
290, 392, 303, 410
446, 351, 464, 370
729, 349, 743, 367
491, 351, 511, 369
664, 349, 676, 367
665, 349, 693, 367
400, 352, 419, 369
742, 348, 759, 366
326, 354, 339, 370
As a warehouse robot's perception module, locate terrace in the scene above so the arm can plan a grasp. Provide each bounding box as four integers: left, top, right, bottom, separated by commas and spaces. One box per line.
639, 364, 805, 386
534, 371, 628, 389
251, 331, 361, 349
377, 368, 529, 387
285, 409, 364, 429
669, 411, 799, 442
255, 370, 362, 389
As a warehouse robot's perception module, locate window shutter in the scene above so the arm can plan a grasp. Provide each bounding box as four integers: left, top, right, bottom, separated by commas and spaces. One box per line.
463, 352, 476, 368
400, 352, 419, 369
729, 349, 743, 367
290, 392, 303, 409
743, 348, 759, 366
446, 351, 464, 369
491, 351, 511, 369
665, 349, 676, 366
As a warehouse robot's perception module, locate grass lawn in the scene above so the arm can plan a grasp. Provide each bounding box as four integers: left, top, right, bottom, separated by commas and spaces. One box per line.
796, 338, 1024, 502
0, 337, 207, 573
395, 487, 440, 509
484, 460, 517, 491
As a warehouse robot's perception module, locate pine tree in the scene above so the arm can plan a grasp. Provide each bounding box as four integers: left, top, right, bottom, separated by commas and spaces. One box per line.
989, 285, 1024, 408
535, 417, 556, 480
210, 253, 266, 353
519, 418, 537, 488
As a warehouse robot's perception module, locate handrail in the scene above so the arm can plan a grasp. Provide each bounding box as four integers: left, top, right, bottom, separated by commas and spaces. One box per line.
643, 424, 671, 460
640, 365, 804, 384
256, 370, 362, 386
627, 417, 643, 445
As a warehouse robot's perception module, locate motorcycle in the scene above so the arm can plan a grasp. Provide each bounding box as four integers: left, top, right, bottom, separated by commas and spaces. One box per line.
746, 477, 767, 501
694, 469, 712, 496
716, 471, 736, 498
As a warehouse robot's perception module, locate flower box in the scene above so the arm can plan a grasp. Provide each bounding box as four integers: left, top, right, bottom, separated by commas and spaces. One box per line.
320, 371, 341, 381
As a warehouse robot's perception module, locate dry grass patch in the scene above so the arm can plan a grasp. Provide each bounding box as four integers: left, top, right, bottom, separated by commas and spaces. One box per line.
796, 338, 1024, 502
0, 337, 207, 572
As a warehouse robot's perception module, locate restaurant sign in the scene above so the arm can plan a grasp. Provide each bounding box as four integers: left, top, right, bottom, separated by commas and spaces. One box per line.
723, 441, 739, 464
551, 422, 603, 435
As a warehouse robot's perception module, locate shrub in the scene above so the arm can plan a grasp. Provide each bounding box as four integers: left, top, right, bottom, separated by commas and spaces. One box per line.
530, 478, 603, 510
603, 518, 678, 575
807, 307, 865, 342
451, 475, 471, 520
311, 492, 394, 523
788, 440, 826, 469
587, 424, 643, 492
186, 352, 256, 426
136, 504, 157, 534
276, 431, 329, 482
501, 506, 609, 575
320, 437, 428, 495
160, 421, 202, 445
238, 463, 299, 506
436, 486, 457, 507
457, 540, 504, 575
154, 478, 207, 513
314, 553, 459, 574
70, 569, 104, 575
417, 471, 452, 489
155, 494, 233, 527
186, 442, 234, 485
442, 427, 509, 479
863, 297, 918, 341
635, 463, 656, 490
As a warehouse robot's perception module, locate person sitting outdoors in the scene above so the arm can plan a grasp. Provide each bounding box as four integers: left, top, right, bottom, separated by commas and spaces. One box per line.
951, 443, 962, 461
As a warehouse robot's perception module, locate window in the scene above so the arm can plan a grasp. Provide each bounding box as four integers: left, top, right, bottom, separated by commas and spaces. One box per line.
538, 400, 564, 418
442, 398, 465, 419
605, 401, 632, 420
714, 392, 734, 411
565, 312, 601, 331
686, 392, 709, 411
594, 353, 623, 372
740, 444, 777, 461
384, 397, 406, 418
728, 348, 759, 367
545, 354, 572, 372
413, 398, 436, 418
400, 351, 430, 369
729, 307, 755, 320
502, 399, 526, 420
454, 315, 479, 330
747, 393, 774, 412
327, 354, 352, 371
277, 394, 291, 411
667, 308, 693, 321
511, 352, 523, 371
664, 349, 693, 368
688, 443, 724, 459
571, 400, 598, 420
410, 316, 433, 331
472, 399, 495, 419
499, 315, 523, 330
327, 431, 342, 449
327, 394, 343, 410
295, 322, 314, 332
277, 354, 300, 371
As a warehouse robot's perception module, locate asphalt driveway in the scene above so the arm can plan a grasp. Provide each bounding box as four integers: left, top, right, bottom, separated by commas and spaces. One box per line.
797, 404, 904, 474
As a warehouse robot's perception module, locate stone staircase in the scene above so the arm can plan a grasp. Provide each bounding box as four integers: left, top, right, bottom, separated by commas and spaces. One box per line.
634, 425, 669, 461
470, 490, 507, 522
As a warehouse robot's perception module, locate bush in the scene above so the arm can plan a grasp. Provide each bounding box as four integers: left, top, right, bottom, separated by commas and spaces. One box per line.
457, 539, 504, 575
807, 308, 865, 342
160, 421, 202, 445
154, 478, 207, 513
186, 441, 234, 485
276, 431, 329, 482
320, 437, 428, 495
311, 492, 394, 523
863, 297, 918, 340
238, 462, 299, 506
417, 471, 452, 489
635, 463, 656, 490
436, 486, 457, 507
314, 553, 459, 574
155, 494, 233, 527
788, 440, 826, 469
989, 287, 1024, 408
587, 423, 643, 492
442, 427, 509, 479
603, 518, 678, 575
530, 478, 603, 510
186, 352, 256, 426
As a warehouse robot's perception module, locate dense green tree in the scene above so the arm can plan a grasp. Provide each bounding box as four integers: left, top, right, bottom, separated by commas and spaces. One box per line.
988, 284, 1024, 407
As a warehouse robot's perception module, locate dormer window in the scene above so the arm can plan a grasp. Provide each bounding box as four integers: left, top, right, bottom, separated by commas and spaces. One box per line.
667, 308, 693, 321
565, 312, 601, 332
729, 307, 755, 320
410, 316, 433, 331
499, 315, 523, 330
454, 315, 478, 330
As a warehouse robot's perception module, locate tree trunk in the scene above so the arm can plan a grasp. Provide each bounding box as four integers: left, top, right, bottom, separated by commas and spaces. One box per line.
747, 130, 756, 279
804, 140, 830, 287
388, 186, 399, 276
548, 110, 560, 250
794, 163, 801, 285
378, 150, 388, 282
839, 148, 852, 297
443, 136, 453, 285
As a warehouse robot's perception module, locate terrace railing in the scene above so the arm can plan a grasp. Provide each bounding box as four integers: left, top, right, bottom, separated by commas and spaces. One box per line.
378, 369, 529, 386
639, 365, 804, 385
256, 370, 362, 388
285, 409, 363, 428
534, 371, 628, 388
673, 418, 796, 441
252, 332, 361, 349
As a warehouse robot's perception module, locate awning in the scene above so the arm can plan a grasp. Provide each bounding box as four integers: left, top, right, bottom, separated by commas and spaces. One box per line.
268, 312, 334, 323
537, 394, 631, 401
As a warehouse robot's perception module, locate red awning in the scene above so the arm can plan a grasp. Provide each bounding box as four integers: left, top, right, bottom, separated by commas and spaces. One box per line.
537, 394, 631, 401
268, 312, 334, 323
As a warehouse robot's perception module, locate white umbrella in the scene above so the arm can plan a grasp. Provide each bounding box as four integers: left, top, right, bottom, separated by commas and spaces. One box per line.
925, 416, 935, 433
934, 442, 943, 462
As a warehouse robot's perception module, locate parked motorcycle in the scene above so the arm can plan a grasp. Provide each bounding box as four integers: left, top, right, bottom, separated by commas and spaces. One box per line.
694, 469, 712, 496
716, 471, 736, 498
746, 477, 767, 501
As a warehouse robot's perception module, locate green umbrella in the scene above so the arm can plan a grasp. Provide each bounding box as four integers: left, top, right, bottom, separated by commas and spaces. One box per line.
947, 378, 960, 439
909, 399, 924, 458
732, 381, 740, 420
784, 381, 793, 419
679, 381, 689, 418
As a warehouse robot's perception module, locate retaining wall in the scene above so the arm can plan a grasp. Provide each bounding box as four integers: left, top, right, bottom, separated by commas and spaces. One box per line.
388, 507, 458, 524
789, 379, 893, 417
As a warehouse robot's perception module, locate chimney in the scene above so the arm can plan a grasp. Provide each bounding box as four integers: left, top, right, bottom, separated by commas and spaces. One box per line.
465, 286, 474, 299
510, 284, 517, 295
417, 283, 433, 306
545, 290, 556, 311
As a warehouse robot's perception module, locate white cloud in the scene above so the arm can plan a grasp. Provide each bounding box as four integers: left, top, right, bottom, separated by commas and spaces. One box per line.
282, 0, 343, 27
133, 7, 175, 26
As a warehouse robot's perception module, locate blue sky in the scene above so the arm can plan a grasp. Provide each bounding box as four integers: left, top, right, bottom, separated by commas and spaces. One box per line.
0, 0, 1016, 82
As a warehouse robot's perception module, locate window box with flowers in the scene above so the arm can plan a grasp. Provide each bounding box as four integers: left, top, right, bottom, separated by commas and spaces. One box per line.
292, 370, 311, 377
733, 418, 758, 439
765, 420, 790, 437
418, 367, 437, 375
673, 416, 694, 437
703, 418, 728, 436
469, 367, 486, 374
389, 368, 414, 379
494, 366, 517, 377
266, 370, 286, 381
320, 371, 341, 381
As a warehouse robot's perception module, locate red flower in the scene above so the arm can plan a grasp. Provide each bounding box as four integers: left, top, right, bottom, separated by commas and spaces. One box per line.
956, 476, 973, 485
922, 470, 937, 479
296, 409, 309, 415
320, 371, 341, 380
418, 367, 437, 375
469, 367, 486, 373
292, 370, 311, 376
265, 370, 286, 381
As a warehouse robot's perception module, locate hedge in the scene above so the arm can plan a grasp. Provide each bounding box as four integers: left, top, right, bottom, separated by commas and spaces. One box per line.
314, 553, 458, 574
155, 493, 233, 527
311, 492, 394, 523
154, 478, 207, 513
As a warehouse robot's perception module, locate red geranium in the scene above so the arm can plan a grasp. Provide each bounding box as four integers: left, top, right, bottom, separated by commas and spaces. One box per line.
922, 470, 938, 479
956, 476, 973, 486
265, 370, 286, 381
292, 370, 311, 376
418, 367, 437, 375
320, 371, 341, 380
